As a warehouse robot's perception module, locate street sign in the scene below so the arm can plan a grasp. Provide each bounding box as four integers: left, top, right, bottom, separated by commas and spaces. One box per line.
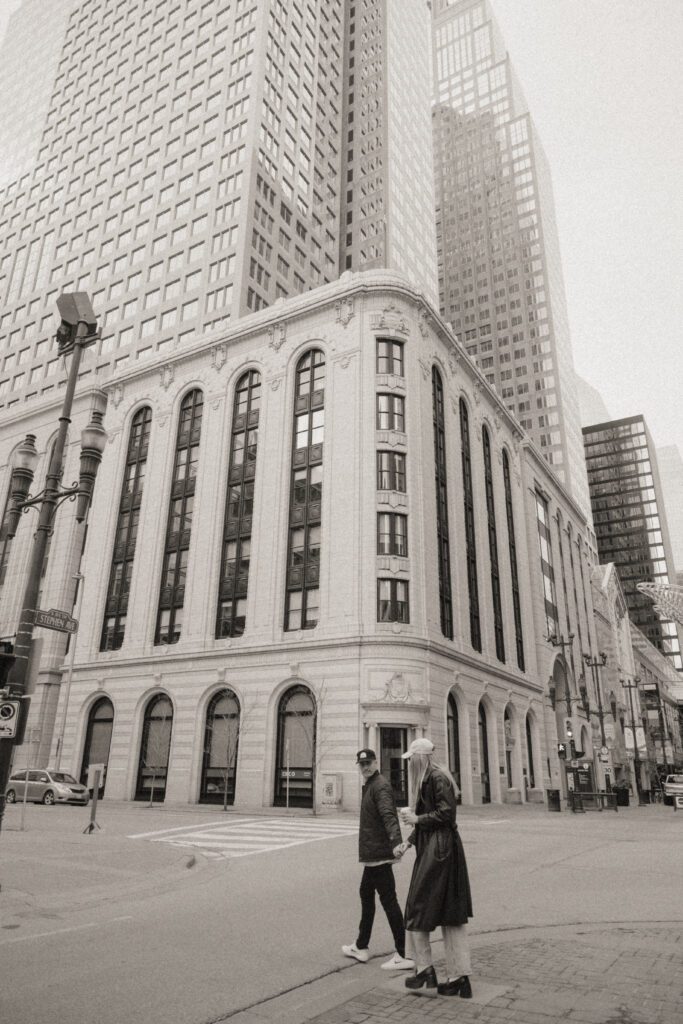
0, 699, 21, 739
34, 608, 78, 633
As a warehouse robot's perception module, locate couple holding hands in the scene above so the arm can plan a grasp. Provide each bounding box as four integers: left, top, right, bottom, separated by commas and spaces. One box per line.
342, 738, 473, 998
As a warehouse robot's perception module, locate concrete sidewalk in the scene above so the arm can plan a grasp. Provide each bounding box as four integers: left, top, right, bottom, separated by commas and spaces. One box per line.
225, 921, 683, 1024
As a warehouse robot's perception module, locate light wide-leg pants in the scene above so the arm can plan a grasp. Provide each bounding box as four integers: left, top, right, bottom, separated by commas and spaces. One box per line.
406, 924, 472, 979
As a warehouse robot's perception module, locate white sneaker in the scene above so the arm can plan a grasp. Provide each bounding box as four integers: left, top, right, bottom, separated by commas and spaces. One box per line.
381, 952, 415, 971
342, 943, 370, 963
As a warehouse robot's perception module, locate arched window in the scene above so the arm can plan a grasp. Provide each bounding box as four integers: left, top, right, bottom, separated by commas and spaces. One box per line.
285, 351, 324, 631
101, 407, 152, 650
135, 694, 173, 803
502, 450, 525, 671
200, 690, 241, 804
525, 714, 536, 789
80, 697, 114, 795
483, 427, 505, 661
534, 491, 559, 639
433, 367, 453, 638
460, 400, 481, 651
478, 702, 490, 804
447, 693, 462, 801
216, 371, 261, 637
274, 685, 315, 807
155, 390, 203, 645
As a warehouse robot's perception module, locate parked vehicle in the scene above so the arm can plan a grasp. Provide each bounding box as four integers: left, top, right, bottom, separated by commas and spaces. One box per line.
662, 774, 683, 806
5, 769, 89, 806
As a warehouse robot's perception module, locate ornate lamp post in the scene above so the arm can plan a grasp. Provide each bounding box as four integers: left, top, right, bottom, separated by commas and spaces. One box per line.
582, 651, 608, 747
0, 293, 107, 835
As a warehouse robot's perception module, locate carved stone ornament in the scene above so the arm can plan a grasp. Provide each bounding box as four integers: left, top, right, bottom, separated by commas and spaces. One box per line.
159, 363, 175, 391
268, 322, 287, 352
473, 379, 483, 405
335, 296, 355, 327
289, 661, 300, 678
268, 374, 283, 391
106, 428, 121, 446
212, 344, 228, 372
418, 357, 430, 381
216, 667, 226, 683
417, 304, 430, 338
370, 303, 409, 335
380, 673, 413, 704
111, 383, 124, 409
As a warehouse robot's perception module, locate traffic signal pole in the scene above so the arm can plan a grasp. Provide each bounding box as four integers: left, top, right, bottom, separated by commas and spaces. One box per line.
0, 326, 86, 836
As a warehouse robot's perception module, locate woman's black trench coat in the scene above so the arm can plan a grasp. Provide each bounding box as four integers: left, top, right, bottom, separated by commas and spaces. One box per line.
404, 767, 473, 931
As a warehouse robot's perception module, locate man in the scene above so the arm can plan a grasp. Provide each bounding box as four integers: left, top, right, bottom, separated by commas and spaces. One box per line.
342, 749, 414, 970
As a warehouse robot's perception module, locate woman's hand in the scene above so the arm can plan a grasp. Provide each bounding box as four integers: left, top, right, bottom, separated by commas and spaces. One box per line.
393, 842, 408, 858
400, 809, 419, 826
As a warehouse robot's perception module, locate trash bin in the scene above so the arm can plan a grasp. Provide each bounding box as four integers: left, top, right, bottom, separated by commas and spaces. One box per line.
546, 788, 561, 812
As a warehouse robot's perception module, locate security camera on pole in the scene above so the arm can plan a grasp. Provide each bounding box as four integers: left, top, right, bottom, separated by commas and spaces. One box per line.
0, 293, 107, 838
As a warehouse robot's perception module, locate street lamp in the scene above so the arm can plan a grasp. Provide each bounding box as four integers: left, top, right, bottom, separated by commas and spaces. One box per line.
621, 677, 646, 807
583, 651, 608, 748
0, 293, 106, 836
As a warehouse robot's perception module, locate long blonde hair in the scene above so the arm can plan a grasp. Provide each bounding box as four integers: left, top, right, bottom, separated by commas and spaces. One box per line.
408, 751, 459, 811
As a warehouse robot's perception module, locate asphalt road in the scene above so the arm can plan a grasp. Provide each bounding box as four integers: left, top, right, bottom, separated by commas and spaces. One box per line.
1, 803, 681, 1024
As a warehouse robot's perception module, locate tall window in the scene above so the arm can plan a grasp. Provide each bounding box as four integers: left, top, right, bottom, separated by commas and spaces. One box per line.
447, 693, 462, 799
274, 685, 315, 808
216, 371, 260, 638
377, 450, 406, 492
377, 513, 408, 556
376, 393, 405, 431
101, 407, 152, 650
483, 427, 504, 661
459, 399, 481, 651
285, 350, 324, 631
432, 367, 453, 638
155, 390, 203, 645
377, 578, 409, 623
502, 450, 525, 671
376, 338, 404, 376
135, 694, 173, 802
80, 697, 114, 795
200, 689, 240, 804
525, 714, 536, 789
535, 491, 559, 638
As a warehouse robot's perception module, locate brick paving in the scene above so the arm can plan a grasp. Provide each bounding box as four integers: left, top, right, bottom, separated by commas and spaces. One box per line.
304, 924, 683, 1024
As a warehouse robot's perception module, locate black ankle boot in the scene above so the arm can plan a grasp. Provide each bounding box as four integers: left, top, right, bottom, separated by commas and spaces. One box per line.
437, 975, 472, 998
405, 965, 438, 990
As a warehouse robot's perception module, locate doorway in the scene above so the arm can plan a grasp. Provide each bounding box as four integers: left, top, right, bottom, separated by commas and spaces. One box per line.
380, 727, 408, 806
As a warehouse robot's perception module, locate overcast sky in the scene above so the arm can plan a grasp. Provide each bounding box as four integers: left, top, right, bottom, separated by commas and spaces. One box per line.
1, 0, 681, 455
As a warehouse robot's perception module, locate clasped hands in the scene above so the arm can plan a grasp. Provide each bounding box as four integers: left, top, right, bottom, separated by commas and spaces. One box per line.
393, 841, 410, 858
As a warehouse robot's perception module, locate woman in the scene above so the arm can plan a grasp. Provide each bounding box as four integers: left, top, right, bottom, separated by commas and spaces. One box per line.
398, 737, 473, 997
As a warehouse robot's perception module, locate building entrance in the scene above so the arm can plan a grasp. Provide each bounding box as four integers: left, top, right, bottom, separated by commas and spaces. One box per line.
379, 727, 408, 806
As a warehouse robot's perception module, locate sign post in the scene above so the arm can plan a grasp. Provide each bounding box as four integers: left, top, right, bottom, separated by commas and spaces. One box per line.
83, 766, 102, 834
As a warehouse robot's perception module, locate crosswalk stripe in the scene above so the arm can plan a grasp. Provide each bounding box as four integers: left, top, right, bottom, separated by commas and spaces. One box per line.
131, 815, 359, 861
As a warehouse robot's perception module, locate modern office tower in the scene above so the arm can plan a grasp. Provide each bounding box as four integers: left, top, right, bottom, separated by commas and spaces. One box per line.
656, 445, 683, 573
339, 0, 438, 305
431, 0, 589, 513
0, 0, 442, 418
0, 0, 347, 406
583, 416, 683, 672
0, 0, 73, 189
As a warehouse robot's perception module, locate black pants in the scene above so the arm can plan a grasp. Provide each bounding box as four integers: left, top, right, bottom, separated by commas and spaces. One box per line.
356, 864, 405, 957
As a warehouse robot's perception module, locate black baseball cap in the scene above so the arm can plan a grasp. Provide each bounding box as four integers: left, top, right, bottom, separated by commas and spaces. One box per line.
356, 749, 376, 763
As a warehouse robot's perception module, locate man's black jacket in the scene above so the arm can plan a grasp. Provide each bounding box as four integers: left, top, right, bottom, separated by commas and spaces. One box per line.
358, 770, 402, 863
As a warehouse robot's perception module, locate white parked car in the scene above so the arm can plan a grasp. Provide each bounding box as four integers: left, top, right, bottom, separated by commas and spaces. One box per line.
662, 774, 683, 805
5, 769, 89, 806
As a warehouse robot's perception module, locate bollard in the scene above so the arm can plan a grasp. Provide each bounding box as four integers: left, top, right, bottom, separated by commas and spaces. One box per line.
83, 766, 102, 834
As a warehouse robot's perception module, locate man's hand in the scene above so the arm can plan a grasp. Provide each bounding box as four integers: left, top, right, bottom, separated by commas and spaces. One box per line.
393, 842, 409, 858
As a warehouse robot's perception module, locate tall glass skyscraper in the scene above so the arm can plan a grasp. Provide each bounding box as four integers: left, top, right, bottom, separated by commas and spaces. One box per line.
431, 0, 589, 513
340, 0, 437, 305
0, 0, 437, 413
583, 415, 683, 673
